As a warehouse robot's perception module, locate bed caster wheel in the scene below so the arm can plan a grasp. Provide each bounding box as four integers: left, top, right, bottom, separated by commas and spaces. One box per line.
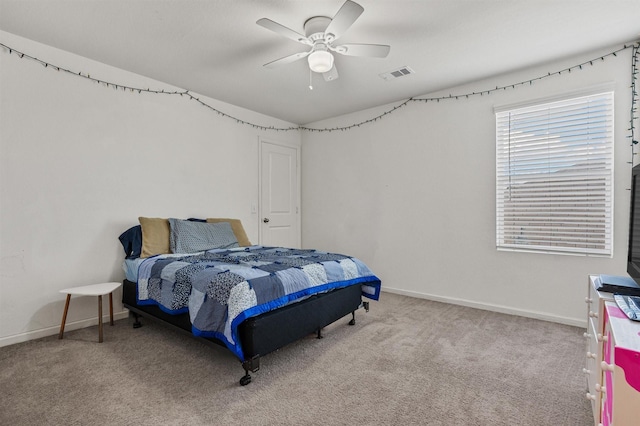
131, 313, 142, 328
349, 311, 356, 325
240, 374, 252, 386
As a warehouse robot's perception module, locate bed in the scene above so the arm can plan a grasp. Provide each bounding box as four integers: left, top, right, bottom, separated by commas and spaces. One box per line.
119, 217, 381, 385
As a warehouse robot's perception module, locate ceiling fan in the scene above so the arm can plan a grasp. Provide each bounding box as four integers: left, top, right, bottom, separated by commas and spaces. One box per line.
256, 0, 390, 83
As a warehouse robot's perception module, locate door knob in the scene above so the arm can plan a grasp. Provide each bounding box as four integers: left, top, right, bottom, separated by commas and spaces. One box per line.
263, 218, 270, 223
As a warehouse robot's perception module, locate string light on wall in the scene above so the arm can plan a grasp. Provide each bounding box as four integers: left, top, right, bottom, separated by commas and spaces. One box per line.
628, 43, 640, 176
0, 41, 638, 138
0, 42, 300, 132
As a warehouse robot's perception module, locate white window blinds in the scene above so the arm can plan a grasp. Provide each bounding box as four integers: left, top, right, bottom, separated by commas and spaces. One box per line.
495, 92, 614, 256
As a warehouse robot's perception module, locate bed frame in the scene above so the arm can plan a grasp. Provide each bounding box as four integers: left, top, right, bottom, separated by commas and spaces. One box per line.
122, 279, 369, 385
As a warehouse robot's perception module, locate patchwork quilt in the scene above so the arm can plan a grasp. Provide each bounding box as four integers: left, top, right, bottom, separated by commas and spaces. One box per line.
136, 246, 381, 360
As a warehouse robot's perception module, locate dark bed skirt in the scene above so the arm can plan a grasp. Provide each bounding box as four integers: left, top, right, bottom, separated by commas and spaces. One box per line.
121, 279, 364, 362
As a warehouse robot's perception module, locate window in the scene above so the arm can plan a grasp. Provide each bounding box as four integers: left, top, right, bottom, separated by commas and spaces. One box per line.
495, 91, 614, 256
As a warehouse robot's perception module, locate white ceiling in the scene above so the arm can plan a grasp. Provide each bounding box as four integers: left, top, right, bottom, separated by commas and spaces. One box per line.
1, 0, 639, 124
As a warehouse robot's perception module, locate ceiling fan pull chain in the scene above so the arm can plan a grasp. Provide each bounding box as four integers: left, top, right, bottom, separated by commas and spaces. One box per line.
309, 68, 313, 91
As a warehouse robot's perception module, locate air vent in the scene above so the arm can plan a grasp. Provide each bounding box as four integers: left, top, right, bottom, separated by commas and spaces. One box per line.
379, 66, 415, 81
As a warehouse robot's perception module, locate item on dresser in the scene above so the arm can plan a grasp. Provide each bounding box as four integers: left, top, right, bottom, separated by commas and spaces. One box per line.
597, 274, 640, 296
613, 294, 640, 321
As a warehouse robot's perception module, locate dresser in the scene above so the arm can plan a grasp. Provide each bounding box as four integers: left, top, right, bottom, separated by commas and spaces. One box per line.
585, 275, 640, 425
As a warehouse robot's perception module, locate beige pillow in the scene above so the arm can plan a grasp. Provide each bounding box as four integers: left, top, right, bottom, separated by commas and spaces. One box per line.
139, 217, 170, 258
206, 218, 251, 247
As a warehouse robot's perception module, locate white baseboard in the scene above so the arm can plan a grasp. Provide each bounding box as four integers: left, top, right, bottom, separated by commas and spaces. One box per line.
381, 287, 587, 328
1, 290, 587, 348
0, 310, 130, 348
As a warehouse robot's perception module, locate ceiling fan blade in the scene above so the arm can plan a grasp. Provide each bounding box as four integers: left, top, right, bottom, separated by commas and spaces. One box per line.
323, 66, 339, 82
324, 0, 364, 43
263, 50, 311, 68
334, 43, 390, 58
256, 18, 311, 46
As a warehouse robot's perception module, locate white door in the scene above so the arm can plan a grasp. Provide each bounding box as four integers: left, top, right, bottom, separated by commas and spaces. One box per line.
260, 141, 300, 247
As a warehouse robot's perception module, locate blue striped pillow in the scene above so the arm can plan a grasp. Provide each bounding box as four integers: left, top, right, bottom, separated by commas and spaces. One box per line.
169, 218, 239, 253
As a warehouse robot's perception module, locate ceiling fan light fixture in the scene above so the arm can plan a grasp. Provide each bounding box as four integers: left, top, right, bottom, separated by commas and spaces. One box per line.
308, 50, 334, 73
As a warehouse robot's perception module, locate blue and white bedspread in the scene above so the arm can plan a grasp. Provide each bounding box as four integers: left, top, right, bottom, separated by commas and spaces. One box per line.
136, 246, 381, 361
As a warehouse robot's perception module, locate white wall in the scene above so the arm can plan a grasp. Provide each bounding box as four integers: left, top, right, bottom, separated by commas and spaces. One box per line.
1, 30, 633, 347
0, 31, 301, 345
301, 45, 635, 326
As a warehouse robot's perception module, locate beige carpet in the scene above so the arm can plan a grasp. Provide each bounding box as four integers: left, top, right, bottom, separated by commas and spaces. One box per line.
0, 292, 593, 425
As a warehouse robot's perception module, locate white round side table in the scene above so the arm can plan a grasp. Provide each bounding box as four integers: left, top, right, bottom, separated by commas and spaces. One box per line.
58, 282, 122, 343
